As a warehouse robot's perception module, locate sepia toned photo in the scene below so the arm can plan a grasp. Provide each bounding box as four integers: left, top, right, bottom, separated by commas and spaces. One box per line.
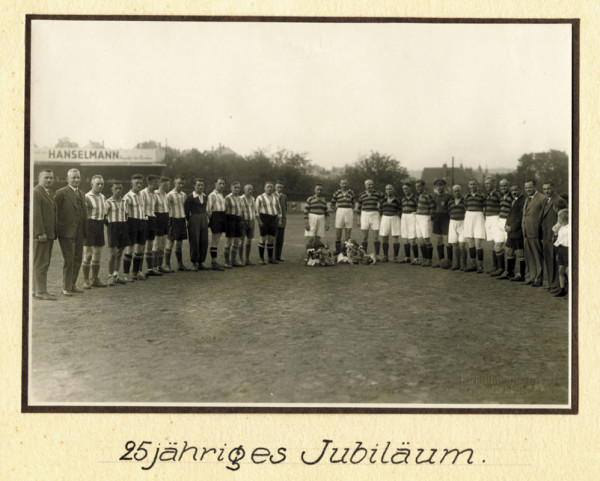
24, 17, 576, 411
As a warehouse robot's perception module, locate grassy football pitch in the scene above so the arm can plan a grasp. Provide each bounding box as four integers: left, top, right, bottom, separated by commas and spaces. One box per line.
29, 213, 570, 406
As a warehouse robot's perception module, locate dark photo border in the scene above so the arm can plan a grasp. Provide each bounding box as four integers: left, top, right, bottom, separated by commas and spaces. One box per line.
22, 15, 579, 414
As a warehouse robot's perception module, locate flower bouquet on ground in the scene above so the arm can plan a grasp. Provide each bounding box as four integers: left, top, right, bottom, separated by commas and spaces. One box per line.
337, 239, 376, 265
305, 240, 336, 267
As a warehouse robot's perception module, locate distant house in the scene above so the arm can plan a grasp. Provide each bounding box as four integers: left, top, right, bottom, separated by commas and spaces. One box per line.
204, 144, 240, 158
420, 163, 487, 188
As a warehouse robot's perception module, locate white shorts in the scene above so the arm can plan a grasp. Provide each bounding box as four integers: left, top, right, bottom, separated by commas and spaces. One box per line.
335, 207, 353, 229
448, 219, 465, 244
360, 211, 380, 231
379, 215, 401, 237
400, 212, 416, 239
463, 211, 486, 239
497, 217, 508, 243
304, 213, 326, 238
415, 214, 432, 239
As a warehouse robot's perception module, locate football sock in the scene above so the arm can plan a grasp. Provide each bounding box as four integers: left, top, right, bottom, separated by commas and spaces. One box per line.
145, 253, 154, 271
91, 262, 100, 281
267, 244, 274, 260
491, 251, 497, 270
175, 249, 183, 265
132, 254, 142, 275
164, 249, 172, 268
476, 248, 484, 262
108, 255, 115, 275
469, 247, 476, 260
210, 247, 217, 260
82, 261, 90, 282
496, 252, 505, 272
437, 244, 445, 260
224, 247, 230, 265
446, 245, 453, 263
245, 243, 252, 261
382, 242, 389, 257
335, 240, 341, 254
426, 244, 433, 260
374, 241, 381, 256
412, 243, 419, 258
362, 241, 369, 252
393, 243, 400, 257
404, 243, 411, 258
258, 242, 265, 260
123, 253, 132, 274
420, 244, 427, 259
507, 257, 516, 276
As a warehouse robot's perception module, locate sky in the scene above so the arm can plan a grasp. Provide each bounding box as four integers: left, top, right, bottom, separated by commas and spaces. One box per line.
31, 20, 573, 171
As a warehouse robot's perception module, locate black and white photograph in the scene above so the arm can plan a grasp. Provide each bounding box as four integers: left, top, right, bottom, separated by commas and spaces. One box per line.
24, 17, 576, 411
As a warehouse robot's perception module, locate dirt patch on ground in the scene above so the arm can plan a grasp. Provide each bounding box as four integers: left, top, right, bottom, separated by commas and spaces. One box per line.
29, 214, 569, 405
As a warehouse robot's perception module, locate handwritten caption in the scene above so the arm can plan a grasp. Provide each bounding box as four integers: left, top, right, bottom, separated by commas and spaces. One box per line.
119, 439, 483, 470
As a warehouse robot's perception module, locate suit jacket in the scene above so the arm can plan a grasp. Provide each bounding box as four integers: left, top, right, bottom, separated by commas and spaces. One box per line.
33, 184, 57, 239
506, 194, 525, 239
540, 192, 568, 239
277, 192, 288, 228
54, 185, 88, 239
522, 191, 548, 238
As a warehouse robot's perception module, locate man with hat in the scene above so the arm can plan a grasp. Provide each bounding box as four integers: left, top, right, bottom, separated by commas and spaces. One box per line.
431, 178, 452, 268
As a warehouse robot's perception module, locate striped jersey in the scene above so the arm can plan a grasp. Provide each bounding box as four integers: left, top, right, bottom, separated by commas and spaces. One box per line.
167, 189, 186, 218
357, 190, 383, 213
154, 190, 169, 214
465, 192, 485, 212
240, 195, 256, 220
401, 194, 418, 214
416, 192, 435, 216
85, 191, 107, 220
499, 193, 513, 219
380, 197, 402, 216
304, 195, 329, 218
207, 190, 226, 214
140, 187, 157, 218
331, 189, 355, 209
225, 193, 244, 217
434, 192, 452, 214
124, 190, 146, 220
106, 196, 128, 223
256, 193, 281, 216
484, 190, 501, 217
448, 197, 466, 221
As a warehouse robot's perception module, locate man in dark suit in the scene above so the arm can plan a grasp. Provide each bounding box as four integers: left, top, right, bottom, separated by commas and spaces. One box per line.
541, 181, 568, 291
498, 184, 526, 281
54, 168, 88, 296
521, 179, 548, 286
274, 180, 288, 262
32, 169, 57, 300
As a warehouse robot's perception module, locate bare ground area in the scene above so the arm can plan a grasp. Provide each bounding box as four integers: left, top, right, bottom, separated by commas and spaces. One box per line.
29, 214, 569, 405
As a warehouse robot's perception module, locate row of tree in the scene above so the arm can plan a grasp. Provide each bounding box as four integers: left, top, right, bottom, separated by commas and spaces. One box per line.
51, 137, 571, 199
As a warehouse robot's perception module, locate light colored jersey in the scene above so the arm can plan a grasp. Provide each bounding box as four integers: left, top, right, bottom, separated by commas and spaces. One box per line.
85, 191, 107, 220
167, 189, 186, 219
124, 190, 146, 220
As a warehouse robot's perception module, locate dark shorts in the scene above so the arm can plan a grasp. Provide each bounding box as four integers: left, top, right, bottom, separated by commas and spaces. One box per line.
155, 212, 169, 236
226, 214, 243, 238
432, 213, 450, 236
557, 245, 568, 267
259, 213, 278, 237
107, 222, 130, 249
84, 219, 105, 247
145, 216, 157, 241
241, 218, 255, 239
209, 211, 227, 234
168, 217, 187, 241
127, 218, 147, 245
506, 237, 524, 250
